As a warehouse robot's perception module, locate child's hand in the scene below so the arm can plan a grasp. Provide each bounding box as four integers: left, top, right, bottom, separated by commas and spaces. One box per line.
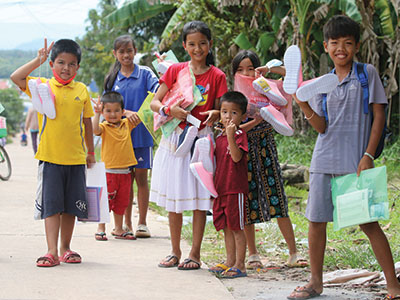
125, 110, 141, 126
357, 155, 374, 176
37, 38, 54, 65
255, 66, 269, 77
199, 109, 220, 126
169, 99, 188, 121
225, 120, 237, 137
86, 153, 96, 168
93, 97, 102, 114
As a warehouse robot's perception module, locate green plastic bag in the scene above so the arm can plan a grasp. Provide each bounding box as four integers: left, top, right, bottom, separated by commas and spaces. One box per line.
331, 166, 389, 231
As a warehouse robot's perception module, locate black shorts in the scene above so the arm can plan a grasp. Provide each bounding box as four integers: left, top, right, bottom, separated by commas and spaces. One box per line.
36, 161, 88, 219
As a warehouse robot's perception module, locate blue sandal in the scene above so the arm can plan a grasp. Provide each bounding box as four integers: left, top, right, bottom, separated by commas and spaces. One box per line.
220, 267, 247, 278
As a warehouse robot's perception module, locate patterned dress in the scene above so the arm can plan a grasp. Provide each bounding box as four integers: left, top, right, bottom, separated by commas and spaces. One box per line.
245, 121, 289, 225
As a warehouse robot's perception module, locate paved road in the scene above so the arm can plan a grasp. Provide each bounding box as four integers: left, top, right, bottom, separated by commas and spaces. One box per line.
0, 138, 233, 300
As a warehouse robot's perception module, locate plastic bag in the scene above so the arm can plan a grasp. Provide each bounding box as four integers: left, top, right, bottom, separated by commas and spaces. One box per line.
153, 67, 195, 131
331, 166, 389, 231
234, 73, 270, 118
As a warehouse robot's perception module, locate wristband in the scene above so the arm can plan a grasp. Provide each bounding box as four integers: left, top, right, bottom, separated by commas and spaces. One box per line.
159, 105, 167, 117
87, 152, 95, 155
305, 111, 315, 120
364, 152, 374, 160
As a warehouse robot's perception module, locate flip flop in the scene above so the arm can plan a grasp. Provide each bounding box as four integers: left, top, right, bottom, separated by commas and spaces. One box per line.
246, 254, 264, 270
287, 253, 309, 268
177, 258, 201, 270
114, 231, 136, 240
385, 295, 400, 300
158, 255, 179, 268
220, 267, 247, 279
95, 232, 108, 241
60, 250, 81, 264
135, 224, 151, 238
36, 253, 60, 267
208, 263, 229, 274
287, 286, 321, 299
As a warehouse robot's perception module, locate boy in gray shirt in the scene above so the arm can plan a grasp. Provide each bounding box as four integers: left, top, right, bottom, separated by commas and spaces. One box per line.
287, 15, 400, 300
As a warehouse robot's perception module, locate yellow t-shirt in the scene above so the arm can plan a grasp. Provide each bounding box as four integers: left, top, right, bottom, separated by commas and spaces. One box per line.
25, 76, 94, 165
99, 118, 137, 169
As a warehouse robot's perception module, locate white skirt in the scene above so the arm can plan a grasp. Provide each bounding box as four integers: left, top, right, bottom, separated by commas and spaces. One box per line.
150, 126, 213, 213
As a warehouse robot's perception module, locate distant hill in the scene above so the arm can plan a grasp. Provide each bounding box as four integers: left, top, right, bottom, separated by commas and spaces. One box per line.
15, 38, 56, 51
0, 49, 51, 78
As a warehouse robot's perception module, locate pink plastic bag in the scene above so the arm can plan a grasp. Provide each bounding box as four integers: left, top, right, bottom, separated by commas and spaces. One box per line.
234, 73, 292, 125
154, 67, 194, 131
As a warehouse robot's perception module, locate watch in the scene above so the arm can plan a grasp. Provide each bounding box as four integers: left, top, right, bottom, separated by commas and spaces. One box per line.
159, 105, 168, 117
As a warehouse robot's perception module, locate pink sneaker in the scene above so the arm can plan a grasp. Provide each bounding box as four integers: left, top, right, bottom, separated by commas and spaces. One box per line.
190, 162, 218, 198
283, 45, 302, 94
260, 105, 294, 136
28, 78, 44, 114
262, 79, 288, 106
38, 81, 56, 119
175, 125, 198, 157
191, 134, 215, 172
296, 74, 339, 102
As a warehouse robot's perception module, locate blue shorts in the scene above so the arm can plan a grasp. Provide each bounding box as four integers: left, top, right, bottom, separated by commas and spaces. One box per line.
305, 172, 344, 222
36, 161, 88, 219
131, 147, 153, 169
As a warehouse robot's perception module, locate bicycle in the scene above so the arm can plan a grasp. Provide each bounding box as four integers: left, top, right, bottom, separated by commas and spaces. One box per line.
0, 116, 12, 181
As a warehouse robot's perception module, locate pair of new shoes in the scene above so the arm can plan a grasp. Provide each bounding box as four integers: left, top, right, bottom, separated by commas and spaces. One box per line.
251, 59, 294, 136
189, 134, 218, 198
283, 45, 339, 102
28, 78, 56, 119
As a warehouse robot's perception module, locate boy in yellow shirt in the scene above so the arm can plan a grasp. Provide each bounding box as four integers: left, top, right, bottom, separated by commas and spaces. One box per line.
93, 91, 141, 241
10, 38, 95, 267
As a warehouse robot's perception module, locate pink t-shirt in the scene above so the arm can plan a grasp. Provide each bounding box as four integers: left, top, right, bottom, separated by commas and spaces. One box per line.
160, 62, 227, 130
214, 129, 249, 196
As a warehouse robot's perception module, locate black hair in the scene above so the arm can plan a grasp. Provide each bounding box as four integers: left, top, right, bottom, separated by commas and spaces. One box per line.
220, 91, 247, 114
182, 21, 214, 66
103, 35, 136, 92
231, 50, 261, 75
323, 15, 360, 43
101, 91, 124, 110
50, 39, 81, 63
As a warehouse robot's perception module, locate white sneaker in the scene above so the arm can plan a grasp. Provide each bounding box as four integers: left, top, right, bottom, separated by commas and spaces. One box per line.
283, 45, 302, 94
266, 59, 283, 68
296, 74, 339, 102
28, 78, 44, 114
38, 81, 56, 119
260, 105, 294, 136
175, 125, 198, 157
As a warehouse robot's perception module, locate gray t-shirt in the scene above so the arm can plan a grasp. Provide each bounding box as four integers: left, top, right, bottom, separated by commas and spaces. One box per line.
309, 62, 387, 174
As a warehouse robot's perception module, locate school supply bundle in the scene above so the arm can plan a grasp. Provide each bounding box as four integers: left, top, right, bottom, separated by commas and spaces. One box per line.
322, 62, 387, 159
152, 50, 179, 76
154, 67, 203, 138
137, 91, 160, 145
331, 166, 389, 231
78, 162, 110, 223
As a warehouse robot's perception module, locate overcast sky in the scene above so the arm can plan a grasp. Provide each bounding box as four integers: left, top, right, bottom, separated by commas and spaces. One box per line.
0, 0, 104, 50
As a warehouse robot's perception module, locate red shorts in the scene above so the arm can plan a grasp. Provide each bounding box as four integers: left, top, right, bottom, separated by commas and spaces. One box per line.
213, 193, 246, 231
106, 172, 131, 215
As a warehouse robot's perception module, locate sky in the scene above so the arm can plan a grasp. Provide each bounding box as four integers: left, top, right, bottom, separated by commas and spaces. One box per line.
0, 0, 105, 50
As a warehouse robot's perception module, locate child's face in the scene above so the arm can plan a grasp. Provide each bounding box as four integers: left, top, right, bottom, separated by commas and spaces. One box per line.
236, 58, 256, 77
113, 42, 136, 68
50, 52, 79, 81
323, 36, 360, 68
102, 102, 124, 124
183, 32, 212, 65
220, 101, 245, 129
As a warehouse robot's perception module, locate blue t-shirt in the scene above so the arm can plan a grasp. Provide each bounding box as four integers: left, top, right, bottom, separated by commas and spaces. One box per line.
112, 64, 159, 148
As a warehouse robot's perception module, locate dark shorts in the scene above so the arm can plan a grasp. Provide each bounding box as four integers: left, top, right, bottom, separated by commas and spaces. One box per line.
37, 161, 88, 219
106, 172, 131, 215
131, 147, 153, 169
213, 193, 246, 231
